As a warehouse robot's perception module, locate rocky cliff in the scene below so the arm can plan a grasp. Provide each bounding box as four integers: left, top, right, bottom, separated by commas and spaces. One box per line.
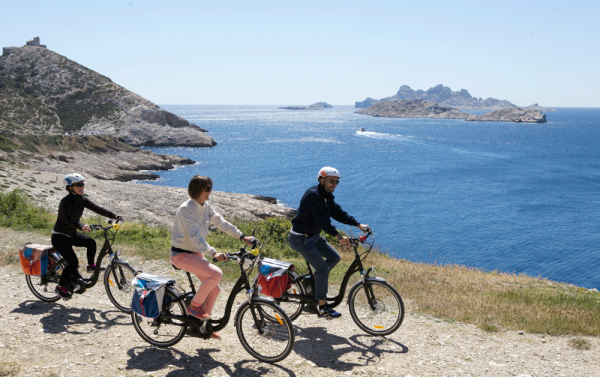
355, 84, 551, 111
0, 43, 215, 148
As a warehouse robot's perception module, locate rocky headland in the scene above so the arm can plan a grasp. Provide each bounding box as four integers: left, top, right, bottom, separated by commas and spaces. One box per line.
355, 84, 554, 111
356, 98, 547, 123
0, 39, 215, 148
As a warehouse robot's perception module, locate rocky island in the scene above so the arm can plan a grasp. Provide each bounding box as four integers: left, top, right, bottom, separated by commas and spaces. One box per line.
356, 84, 554, 112
279, 102, 333, 110
356, 99, 473, 119
356, 98, 546, 123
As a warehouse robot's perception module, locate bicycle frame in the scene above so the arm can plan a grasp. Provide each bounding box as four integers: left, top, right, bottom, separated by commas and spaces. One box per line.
283, 232, 378, 310
49, 221, 135, 292
164, 248, 269, 339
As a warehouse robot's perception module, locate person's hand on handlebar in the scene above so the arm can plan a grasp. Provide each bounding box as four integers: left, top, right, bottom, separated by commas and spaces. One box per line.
358, 224, 370, 233
335, 233, 351, 246
82, 224, 91, 233
214, 252, 228, 262
241, 236, 257, 245
116, 215, 125, 223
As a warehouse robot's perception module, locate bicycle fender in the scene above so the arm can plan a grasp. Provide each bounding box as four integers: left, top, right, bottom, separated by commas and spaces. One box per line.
346, 277, 387, 305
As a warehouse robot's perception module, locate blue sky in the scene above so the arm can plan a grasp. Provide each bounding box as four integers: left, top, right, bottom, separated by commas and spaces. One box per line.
2, 0, 599, 107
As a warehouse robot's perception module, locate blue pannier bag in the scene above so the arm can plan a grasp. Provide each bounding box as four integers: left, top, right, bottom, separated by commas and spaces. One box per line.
131, 273, 175, 318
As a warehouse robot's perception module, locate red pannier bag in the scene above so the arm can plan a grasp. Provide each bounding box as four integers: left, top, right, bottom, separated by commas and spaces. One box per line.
257, 258, 294, 298
19, 243, 53, 276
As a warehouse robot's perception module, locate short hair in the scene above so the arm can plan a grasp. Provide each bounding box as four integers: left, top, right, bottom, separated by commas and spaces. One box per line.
188, 175, 213, 199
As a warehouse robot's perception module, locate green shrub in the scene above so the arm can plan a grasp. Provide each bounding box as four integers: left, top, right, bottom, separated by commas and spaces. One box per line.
0, 189, 54, 230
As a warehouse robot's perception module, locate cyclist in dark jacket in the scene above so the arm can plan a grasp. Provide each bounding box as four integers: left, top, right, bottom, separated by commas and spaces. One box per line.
51, 173, 124, 300
289, 167, 368, 318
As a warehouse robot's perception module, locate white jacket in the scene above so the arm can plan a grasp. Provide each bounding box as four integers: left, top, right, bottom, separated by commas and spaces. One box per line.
171, 198, 243, 257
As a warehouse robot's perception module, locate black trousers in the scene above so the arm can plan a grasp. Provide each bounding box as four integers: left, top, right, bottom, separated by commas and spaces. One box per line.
51, 232, 97, 287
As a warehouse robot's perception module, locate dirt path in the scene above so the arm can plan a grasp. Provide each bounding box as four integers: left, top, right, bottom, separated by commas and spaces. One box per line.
0, 227, 599, 377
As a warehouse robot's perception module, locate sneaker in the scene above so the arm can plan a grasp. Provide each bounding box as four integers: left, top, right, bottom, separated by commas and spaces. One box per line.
210, 331, 222, 341
187, 304, 211, 320
55, 286, 72, 300
87, 264, 106, 272
318, 304, 342, 318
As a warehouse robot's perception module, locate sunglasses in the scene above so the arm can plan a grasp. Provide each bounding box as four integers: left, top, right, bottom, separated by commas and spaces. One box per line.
326, 179, 340, 185
205, 186, 213, 192
72, 182, 85, 187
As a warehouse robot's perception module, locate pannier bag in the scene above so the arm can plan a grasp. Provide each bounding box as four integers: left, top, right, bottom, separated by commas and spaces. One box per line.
131, 273, 175, 318
19, 244, 53, 276
257, 258, 294, 298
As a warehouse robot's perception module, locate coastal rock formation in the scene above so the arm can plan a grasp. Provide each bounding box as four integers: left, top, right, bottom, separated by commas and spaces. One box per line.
0, 39, 215, 148
356, 99, 475, 119
355, 84, 552, 111
31, 150, 196, 181
357, 99, 546, 123
1, 167, 297, 225
309, 102, 333, 108
468, 107, 547, 123
354, 97, 379, 108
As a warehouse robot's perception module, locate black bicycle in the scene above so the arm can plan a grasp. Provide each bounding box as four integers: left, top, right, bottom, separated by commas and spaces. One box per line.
130, 242, 295, 364
255, 229, 404, 336
25, 219, 140, 313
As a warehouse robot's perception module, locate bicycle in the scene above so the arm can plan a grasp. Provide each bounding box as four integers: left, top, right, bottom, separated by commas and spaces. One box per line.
25, 219, 140, 313
130, 241, 295, 364
255, 229, 405, 336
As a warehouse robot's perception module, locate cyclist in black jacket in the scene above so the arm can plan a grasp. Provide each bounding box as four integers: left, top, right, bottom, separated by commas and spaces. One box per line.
289, 167, 368, 318
51, 173, 124, 300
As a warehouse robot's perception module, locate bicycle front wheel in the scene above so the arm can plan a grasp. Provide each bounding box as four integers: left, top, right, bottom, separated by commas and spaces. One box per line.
253, 269, 306, 321
104, 262, 136, 313
131, 287, 187, 347
235, 299, 295, 363
25, 254, 62, 302
348, 280, 404, 336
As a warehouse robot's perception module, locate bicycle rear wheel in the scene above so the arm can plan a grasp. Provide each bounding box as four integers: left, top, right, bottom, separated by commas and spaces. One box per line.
253, 270, 306, 321
131, 287, 187, 347
25, 254, 62, 302
235, 299, 295, 363
104, 262, 136, 313
348, 280, 404, 336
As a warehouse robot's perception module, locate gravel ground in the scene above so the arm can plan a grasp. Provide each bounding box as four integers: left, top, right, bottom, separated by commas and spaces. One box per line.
1, 228, 599, 377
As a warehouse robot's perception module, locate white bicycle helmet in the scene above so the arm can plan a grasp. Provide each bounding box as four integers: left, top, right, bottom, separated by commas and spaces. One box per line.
63, 173, 85, 188
317, 166, 340, 181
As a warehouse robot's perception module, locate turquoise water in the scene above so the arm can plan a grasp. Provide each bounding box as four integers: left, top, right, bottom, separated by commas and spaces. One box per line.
142, 105, 600, 289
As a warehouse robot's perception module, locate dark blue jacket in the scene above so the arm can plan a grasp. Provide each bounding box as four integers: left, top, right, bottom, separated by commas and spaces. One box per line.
291, 184, 359, 237
53, 193, 117, 237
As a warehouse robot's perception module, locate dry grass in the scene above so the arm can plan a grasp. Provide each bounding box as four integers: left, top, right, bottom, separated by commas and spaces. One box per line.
0, 361, 20, 377
357, 250, 600, 336
568, 337, 592, 350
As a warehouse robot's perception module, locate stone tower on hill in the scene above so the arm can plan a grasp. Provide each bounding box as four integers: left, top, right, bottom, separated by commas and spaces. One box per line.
3, 37, 47, 56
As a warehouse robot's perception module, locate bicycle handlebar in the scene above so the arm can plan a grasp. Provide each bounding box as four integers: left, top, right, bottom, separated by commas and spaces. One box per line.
89, 218, 124, 231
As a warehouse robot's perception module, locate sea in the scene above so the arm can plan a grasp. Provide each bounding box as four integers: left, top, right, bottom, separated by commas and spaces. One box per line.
141, 105, 600, 290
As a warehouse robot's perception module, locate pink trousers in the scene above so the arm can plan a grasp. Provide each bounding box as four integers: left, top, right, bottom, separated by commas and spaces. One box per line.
171, 252, 223, 315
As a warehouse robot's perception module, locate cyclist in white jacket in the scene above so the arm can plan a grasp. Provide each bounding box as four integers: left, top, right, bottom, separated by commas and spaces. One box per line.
171, 175, 254, 339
